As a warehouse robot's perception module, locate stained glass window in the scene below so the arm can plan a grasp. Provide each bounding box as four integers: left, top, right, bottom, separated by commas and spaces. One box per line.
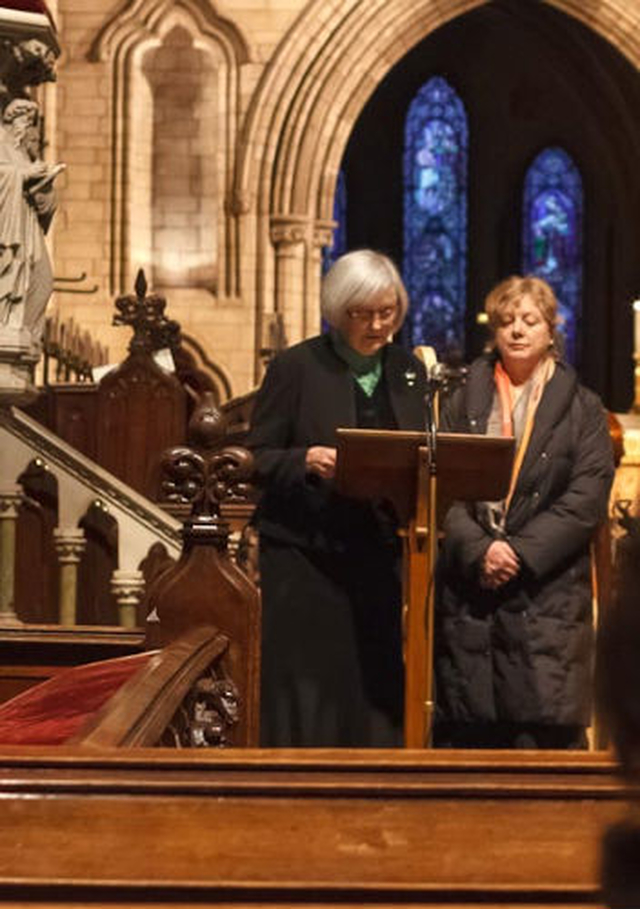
522, 147, 583, 363
322, 169, 347, 275
403, 76, 468, 352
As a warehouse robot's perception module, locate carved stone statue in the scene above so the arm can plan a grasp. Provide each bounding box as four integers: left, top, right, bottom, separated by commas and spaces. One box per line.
0, 97, 63, 336
0, 16, 61, 402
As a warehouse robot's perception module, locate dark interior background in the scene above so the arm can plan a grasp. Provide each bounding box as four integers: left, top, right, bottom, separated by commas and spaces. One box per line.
341, 0, 640, 410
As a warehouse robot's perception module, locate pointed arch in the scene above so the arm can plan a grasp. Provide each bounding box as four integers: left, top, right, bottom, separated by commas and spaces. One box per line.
229, 0, 640, 376
90, 0, 250, 297
90, 0, 250, 67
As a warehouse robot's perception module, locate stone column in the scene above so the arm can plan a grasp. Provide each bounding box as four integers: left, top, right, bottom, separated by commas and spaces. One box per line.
111, 568, 145, 629
270, 215, 309, 346
0, 486, 24, 625
309, 220, 336, 334
53, 528, 86, 626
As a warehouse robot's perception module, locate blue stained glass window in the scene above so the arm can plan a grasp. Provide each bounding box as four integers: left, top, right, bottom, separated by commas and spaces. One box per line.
403, 77, 468, 352
522, 147, 583, 364
322, 169, 347, 275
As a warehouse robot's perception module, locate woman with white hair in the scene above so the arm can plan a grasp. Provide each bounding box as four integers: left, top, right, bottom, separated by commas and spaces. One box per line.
248, 249, 426, 747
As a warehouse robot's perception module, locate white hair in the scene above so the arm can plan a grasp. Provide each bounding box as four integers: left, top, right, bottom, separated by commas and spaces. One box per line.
320, 250, 408, 332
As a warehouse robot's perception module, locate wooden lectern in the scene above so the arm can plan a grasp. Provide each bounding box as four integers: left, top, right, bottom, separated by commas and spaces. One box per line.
335, 429, 514, 749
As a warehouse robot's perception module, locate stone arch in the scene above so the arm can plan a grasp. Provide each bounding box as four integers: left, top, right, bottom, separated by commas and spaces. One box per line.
237, 0, 640, 362
90, 0, 250, 297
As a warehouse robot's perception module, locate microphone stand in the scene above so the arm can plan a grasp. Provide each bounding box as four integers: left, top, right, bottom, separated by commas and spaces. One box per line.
421, 366, 444, 746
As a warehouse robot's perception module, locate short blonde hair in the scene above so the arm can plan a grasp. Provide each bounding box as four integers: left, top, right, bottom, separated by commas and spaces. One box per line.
485, 275, 559, 335
321, 250, 408, 332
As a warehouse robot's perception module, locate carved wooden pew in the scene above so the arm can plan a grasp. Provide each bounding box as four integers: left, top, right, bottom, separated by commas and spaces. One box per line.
0, 625, 243, 748
0, 624, 143, 705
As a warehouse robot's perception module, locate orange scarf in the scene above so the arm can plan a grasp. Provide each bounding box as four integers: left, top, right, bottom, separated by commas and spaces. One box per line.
494, 357, 555, 513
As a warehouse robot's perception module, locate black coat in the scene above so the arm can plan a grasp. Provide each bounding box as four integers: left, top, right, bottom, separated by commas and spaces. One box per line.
436, 355, 614, 727
247, 334, 427, 746
249, 333, 427, 548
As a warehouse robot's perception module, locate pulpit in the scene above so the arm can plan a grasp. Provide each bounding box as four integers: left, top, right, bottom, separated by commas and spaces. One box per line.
335, 428, 514, 748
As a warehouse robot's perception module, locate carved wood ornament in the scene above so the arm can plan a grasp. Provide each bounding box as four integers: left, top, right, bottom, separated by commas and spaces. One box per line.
146, 391, 260, 745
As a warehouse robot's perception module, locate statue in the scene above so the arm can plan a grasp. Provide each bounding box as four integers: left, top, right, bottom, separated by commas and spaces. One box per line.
0, 22, 61, 400
0, 97, 64, 340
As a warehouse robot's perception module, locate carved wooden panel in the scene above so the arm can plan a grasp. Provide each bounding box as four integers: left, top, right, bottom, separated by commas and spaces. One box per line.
96, 353, 187, 500
50, 384, 98, 460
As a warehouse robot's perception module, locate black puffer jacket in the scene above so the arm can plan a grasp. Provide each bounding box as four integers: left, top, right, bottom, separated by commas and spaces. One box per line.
436, 355, 614, 726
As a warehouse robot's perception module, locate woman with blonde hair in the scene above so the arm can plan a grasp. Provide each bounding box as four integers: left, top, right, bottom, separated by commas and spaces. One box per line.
435, 275, 614, 748
248, 249, 426, 747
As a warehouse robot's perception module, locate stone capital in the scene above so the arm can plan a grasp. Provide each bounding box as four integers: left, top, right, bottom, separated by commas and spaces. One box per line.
53, 527, 86, 564
270, 215, 309, 252
111, 568, 145, 602
312, 219, 337, 250
111, 568, 145, 629
0, 486, 23, 519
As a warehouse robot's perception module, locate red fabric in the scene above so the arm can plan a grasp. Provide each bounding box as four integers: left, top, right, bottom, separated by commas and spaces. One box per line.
0, 651, 155, 745
0, 1, 50, 12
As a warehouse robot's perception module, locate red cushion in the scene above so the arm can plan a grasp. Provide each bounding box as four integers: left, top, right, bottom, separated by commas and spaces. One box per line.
0, 652, 154, 745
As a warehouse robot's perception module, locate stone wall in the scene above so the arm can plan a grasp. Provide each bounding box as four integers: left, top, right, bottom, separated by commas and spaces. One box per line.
48, 0, 640, 397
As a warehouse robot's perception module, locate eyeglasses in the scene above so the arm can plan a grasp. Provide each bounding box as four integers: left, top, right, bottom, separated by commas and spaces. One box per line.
346, 305, 397, 324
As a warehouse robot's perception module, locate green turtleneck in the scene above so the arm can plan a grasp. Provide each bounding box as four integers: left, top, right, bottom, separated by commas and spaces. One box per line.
331, 330, 383, 397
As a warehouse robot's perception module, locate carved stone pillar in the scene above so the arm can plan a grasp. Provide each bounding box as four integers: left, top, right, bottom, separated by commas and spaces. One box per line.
111, 568, 146, 629
309, 220, 336, 333
270, 215, 309, 346
0, 487, 24, 625
53, 528, 86, 626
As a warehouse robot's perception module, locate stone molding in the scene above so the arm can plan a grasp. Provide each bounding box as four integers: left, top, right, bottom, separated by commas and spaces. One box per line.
0, 5, 59, 51
89, 0, 250, 299
89, 0, 250, 65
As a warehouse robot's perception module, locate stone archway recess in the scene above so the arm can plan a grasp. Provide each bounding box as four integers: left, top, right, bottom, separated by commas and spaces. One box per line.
91, 0, 250, 298
235, 0, 640, 376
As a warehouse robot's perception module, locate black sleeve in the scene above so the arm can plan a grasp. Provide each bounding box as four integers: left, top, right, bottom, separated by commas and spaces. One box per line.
508, 392, 614, 579
246, 354, 308, 492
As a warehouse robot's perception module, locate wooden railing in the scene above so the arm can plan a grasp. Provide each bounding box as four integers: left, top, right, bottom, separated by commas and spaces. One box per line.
0, 404, 182, 630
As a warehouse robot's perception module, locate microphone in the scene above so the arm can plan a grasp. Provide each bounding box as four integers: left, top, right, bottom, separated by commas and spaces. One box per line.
426, 362, 448, 391
413, 347, 440, 474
